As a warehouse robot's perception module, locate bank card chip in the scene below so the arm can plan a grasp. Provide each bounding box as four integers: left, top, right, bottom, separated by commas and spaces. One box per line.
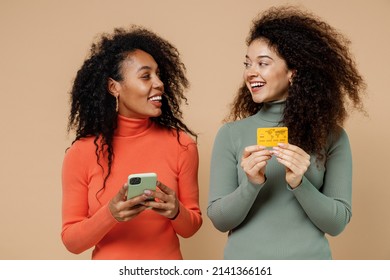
257, 127, 288, 147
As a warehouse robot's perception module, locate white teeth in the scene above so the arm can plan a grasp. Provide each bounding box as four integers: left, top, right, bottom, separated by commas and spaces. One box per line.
149, 95, 162, 101
250, 82, 265, 88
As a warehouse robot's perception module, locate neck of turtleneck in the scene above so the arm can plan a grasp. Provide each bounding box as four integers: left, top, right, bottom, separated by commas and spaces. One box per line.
257, 100, 286, 123
114, 114, 152, 137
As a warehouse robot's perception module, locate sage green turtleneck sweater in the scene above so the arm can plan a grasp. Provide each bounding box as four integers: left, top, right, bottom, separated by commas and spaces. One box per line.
207, 101, 352, 259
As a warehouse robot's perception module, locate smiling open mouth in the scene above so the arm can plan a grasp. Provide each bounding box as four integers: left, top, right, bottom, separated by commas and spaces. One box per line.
250, 82, 265, 89
148, 95, 162, 101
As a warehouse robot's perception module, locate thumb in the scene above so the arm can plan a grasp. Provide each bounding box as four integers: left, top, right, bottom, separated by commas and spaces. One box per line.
242, 149, 251, 159
157, 181, 173, 195
112, 184, 128, 203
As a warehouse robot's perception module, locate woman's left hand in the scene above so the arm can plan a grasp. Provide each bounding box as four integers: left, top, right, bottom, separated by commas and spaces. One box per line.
143, 181, 179, 219
271, 143, 311, 189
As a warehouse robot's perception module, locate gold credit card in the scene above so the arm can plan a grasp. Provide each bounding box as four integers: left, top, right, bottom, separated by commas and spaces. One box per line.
257, 127, 288, 147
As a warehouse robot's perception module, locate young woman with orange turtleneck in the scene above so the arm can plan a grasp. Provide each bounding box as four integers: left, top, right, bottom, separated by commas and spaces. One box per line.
62, 26, 202, 260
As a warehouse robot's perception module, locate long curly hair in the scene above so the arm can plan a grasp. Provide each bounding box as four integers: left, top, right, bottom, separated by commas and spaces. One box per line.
67, 25, 196, 190
226, 6, 366, 160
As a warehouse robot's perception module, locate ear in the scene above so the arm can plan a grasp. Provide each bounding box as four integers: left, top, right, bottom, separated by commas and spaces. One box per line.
288, 69, 297, 84
108, 78, 120, 97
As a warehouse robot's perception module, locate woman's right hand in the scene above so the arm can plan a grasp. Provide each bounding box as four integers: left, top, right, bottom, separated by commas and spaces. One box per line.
108, 184, 148, 222
241, 145, 272, 185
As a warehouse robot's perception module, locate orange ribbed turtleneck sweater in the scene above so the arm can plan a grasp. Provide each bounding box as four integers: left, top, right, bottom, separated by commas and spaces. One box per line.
61, 115, 202, 259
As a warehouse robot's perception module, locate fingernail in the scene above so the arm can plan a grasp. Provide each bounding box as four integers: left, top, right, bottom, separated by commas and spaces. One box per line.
144, 190, 152, 195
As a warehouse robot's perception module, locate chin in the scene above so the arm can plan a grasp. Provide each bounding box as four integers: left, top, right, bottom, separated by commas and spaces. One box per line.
251, 95, 266, 104
150, 110, 162, 118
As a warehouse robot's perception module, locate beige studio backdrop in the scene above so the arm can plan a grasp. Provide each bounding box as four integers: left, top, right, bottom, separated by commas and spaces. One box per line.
0, 0, 389, 260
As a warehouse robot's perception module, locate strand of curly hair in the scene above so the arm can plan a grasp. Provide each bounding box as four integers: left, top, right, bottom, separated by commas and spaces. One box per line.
67, 26, 197, 198
226, 6, 366, 161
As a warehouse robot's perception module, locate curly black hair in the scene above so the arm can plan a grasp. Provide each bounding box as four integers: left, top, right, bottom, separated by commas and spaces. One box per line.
226, 6, 366, 160
67, 25, 196, 191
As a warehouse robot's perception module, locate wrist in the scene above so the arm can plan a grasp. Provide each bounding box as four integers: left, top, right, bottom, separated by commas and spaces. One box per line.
169, 207, 180, 220
262, 174, 267, 184
289, 179, 303, 189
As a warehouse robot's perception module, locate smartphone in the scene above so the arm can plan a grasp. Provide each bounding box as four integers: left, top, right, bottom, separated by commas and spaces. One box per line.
127, 172, 157, 201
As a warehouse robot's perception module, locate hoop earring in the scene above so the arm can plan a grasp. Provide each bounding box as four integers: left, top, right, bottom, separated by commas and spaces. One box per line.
115, 95, 119, 112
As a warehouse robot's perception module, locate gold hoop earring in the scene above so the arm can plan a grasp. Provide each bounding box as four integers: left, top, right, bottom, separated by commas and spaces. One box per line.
115, 95, 119, 112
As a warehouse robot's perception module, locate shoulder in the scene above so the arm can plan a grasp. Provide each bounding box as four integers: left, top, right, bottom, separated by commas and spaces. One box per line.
216, 116, 255, 139
225, 115, 257, 128
67, 137, 97, 151
328, 126, 350, 145
64, 137, 98, 162
325, 126, 351, 154
177, 130, 197, 146
154, 126, 197, 149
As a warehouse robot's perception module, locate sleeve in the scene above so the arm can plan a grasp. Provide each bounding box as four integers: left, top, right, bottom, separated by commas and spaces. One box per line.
169, 135, 203, 238
61, 143, 118, 254
291, 129, 352, 236
207, 124, 264, 232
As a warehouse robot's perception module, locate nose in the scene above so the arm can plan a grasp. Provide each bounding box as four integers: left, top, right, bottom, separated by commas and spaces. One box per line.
245, 67, 259, 78
153, 76, 164, 91
244, 63, 260, 77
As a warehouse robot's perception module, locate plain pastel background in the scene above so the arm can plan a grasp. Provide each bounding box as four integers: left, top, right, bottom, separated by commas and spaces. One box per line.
0, 0, 389, 259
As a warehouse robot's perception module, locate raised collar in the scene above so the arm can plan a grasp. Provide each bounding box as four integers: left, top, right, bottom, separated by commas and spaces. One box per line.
256, 100, 286, 123
114, 114, 153, 137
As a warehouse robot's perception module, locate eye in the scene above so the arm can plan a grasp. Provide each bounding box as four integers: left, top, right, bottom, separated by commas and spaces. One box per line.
243, 62, 251, 68
141, 73, 151, 79
259, 62, 268, 67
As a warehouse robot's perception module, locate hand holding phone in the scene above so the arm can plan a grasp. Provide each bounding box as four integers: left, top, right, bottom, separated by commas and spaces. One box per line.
109, 183, 147, 222
127, 173, 157, 201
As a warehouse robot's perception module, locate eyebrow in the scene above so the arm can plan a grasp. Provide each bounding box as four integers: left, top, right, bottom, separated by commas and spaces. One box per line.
245, 55, 274, 60
136, 65, 160, 73
137, 65, 153, 72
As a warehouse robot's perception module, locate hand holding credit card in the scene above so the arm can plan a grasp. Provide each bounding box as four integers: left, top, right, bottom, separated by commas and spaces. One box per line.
257, 127, 288, 147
